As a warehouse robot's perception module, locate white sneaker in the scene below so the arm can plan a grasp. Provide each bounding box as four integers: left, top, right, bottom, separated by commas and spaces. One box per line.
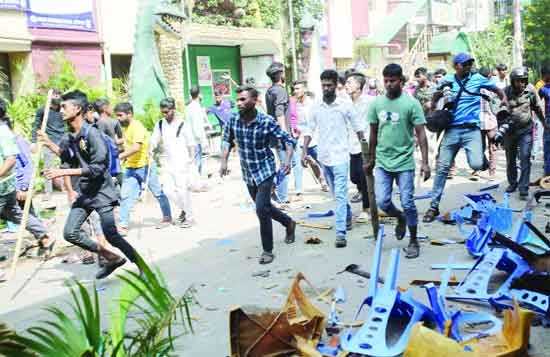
356, 211, 369, 222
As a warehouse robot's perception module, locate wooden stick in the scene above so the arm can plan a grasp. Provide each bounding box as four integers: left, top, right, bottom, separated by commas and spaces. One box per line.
361, 141, 379, 238
10, 89, 53, 278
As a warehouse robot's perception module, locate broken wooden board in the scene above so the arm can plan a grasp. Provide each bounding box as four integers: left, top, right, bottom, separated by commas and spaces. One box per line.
297, 221, 333, 230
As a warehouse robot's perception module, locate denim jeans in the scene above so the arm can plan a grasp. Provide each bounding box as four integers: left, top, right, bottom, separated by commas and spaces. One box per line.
544, 116, 550, 175
64, 204, 137, 263
504, 130, 533, 194
275, 147, 302, 201
323, 162, 352, 237
0, 191, 47, 240
247, 176, 292, 253
119, 163, 172, 228
375, 168, 417, 226
430, 127, 484, 209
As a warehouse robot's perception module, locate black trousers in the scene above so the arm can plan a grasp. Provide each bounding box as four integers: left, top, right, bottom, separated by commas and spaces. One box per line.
350, 153, 369, 210
247, 176, 292, 253
63, 203, 137, 263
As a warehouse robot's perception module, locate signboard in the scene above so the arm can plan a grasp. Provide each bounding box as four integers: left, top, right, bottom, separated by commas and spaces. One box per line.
26, 0, 96, 32
197, 56, 212, 86
0, 0, 24, 10
212, 69, 232, 97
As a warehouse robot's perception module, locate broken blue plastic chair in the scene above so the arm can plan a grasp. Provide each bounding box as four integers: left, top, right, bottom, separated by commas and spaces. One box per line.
424, 256, 502, 342
447, 248, 531, 303
327, 286, 346, 326
489, 288, 550, 316
512, 211, 550, 254
464, 193, 496, 213
465, 214, 494, 258
340, 224, 434, 356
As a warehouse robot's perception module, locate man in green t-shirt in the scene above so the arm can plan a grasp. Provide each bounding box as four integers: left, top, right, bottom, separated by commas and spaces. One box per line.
366, 64, 430, 259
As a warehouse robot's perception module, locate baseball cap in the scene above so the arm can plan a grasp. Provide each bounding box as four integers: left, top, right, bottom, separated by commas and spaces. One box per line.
453, 53, 474, 65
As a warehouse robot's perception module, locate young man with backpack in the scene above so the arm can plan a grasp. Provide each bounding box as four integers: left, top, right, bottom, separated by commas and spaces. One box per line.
423, 53, 508, 223
39, 90, 140, 279
114, 102, 172, 236
150, 97, 197, 228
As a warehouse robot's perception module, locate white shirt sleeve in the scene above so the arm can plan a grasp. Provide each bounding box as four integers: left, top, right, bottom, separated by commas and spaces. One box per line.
149, 121, 161, 153
347, 103, 363, 133
302, 106, 317, 138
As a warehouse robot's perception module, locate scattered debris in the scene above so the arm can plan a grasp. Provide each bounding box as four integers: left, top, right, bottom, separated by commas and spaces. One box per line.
404, 303, 534, 357
430, 239, 465, 246
251, 270, 270, 278
229, 273, 325, 356
262, 283, 278, 290
341, 225, 435, 356
410, 279, 460, 287
297, 221, 333, 230
430, 263, 473, 270
305, 236, 322, 244
337, 264, 385, 284
204, 305, 219, 311
307, 210, 335, 218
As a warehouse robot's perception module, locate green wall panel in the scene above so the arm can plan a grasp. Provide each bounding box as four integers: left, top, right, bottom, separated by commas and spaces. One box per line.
182, 45, 241, 109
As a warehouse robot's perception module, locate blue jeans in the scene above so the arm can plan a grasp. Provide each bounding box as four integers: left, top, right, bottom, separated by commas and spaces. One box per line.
375, 168, 417, 226
323, 162, 352, 237
430, 127, 484, 209
119, 163, 172, 228
504, 129, 533, 194
544, 116, 550, 175
275, 148, 302, 201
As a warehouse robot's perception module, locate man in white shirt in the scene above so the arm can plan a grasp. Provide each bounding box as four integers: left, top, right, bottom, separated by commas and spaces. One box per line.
302, 70, 366, 248
345, 72, 371, 221
186, 86, 210, 175
150, 97, 197, 228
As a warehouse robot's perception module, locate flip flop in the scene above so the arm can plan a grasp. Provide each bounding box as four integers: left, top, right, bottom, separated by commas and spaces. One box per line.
259, 252, 274, 265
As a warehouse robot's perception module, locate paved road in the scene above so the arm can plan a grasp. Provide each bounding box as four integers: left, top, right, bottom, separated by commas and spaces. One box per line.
1, 152, 550, 356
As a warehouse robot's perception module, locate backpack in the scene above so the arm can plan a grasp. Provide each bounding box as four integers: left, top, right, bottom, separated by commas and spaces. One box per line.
81, 125, 121, 177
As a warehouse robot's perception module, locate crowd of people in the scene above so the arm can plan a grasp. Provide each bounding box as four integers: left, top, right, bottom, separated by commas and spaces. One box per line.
1, 52, 550, 281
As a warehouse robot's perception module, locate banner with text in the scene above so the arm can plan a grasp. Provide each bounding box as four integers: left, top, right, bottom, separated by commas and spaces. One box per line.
26, 0, 96, 32
0, 0, 24, 10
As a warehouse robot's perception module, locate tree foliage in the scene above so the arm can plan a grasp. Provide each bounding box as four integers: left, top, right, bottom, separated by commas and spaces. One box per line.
523, 0, 550, 70
469, 20, 513, 70
192, 0, 281, 28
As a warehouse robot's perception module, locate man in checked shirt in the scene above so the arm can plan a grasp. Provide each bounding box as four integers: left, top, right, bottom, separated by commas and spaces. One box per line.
220, 85, 297, 265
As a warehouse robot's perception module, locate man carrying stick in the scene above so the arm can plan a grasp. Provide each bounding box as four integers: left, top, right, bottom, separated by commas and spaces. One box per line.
365, 64, 430, 259
39, 90, 140, 279
0, 100, 55, 259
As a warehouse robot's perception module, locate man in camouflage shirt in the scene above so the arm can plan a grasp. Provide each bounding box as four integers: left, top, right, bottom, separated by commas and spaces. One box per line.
503, 67, 547, 200
413, 67, 434, 114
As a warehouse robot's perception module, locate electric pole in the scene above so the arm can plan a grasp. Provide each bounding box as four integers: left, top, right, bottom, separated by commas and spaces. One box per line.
512, 0, 523, 67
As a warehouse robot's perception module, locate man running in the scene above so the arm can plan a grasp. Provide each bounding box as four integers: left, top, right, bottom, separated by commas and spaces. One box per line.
220, 85, 296, 265
150, 97, 197, 228
114, 102, 172, 235
39, 90, 139, 279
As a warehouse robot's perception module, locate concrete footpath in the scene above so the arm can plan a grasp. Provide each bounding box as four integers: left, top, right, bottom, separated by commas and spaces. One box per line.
1, 153, 550, 356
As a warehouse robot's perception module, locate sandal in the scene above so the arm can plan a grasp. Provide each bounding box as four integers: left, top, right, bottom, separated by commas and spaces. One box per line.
403, 242, 420, 259
422, 208, 440, 223
38, 237, 56, 260
259, 252, 274, 265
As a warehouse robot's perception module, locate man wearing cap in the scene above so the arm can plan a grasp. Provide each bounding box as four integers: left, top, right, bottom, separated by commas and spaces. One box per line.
265, 62, 294, 204
423, 53, 508, 223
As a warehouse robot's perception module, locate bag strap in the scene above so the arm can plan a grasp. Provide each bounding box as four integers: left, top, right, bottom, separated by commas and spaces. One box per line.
176, 122, 184, 138
159, 120, 163, 136
455, 74, 491, 102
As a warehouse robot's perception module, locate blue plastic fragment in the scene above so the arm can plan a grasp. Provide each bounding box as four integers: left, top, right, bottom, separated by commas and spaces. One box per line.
478, 183, 500, 192
447, 248, 531, 302
316, 342, 340, 356
341, 225, 434, 356
463, 193, 496, 213
307, 210, 335, 218
334, 286, 346, 303
426, 257, 502, 342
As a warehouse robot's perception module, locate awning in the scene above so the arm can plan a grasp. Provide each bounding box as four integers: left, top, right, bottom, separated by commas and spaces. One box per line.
429, 31, 471, 55
369, 0, 428, 44
0, 37, 31, 52
187, 23, 282, 57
